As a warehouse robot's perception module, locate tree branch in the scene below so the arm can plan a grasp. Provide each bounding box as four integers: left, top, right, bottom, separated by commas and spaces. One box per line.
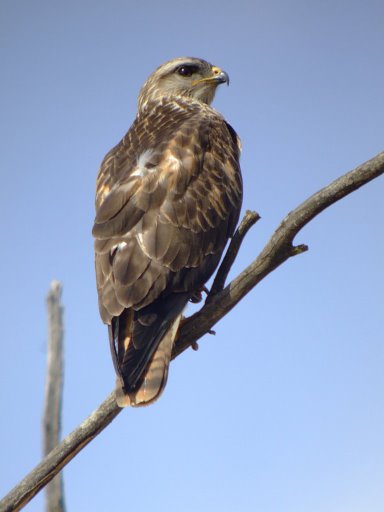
173, 151, 384, 358
209, 210, 261, 296
0, 151, 383, 512
0, 394, 120, 512
44, 281, 66, 512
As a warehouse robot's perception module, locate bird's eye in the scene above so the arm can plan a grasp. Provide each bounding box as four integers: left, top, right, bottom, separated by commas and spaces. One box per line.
177, 65, 199, 77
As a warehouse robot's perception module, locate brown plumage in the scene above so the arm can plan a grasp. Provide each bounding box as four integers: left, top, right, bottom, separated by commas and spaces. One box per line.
93, 57, 243, 407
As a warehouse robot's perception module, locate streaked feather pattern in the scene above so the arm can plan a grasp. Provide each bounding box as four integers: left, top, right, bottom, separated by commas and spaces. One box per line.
93, 58, 242, 406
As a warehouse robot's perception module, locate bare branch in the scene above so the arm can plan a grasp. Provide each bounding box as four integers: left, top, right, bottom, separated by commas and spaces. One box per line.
1, 151, 383, 512
172, 151, 384, 358
209, 210, 261, 296
0, 394, 121, 512
44, 281, 66, 512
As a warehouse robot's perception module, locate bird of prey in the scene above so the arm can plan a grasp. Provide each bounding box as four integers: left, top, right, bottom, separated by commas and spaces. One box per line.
93, 57, 243, 407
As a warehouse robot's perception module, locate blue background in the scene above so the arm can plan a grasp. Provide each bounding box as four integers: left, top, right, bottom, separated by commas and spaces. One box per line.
1, 1, 383, 510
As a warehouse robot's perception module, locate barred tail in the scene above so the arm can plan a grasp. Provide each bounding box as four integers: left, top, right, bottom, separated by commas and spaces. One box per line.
114, 314, 181, 407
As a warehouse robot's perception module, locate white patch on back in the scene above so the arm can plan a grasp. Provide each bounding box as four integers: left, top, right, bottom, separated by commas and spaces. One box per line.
110, 242, 127, 258
110, 242, 127, 255
131, 149, 156, 178
167, 154, 181, 172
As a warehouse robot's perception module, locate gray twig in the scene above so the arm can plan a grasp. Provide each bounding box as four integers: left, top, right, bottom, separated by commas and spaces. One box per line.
44, 281, 66, 512
209, 210, 261, 297
0, 394, 120, 512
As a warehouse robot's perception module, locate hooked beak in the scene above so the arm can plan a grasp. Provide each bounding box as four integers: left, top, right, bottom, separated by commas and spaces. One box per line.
193, 66, 230, 87
210, 66, 230, 85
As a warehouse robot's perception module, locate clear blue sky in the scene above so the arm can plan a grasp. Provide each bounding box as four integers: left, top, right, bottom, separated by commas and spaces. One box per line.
1, 1, 383, 511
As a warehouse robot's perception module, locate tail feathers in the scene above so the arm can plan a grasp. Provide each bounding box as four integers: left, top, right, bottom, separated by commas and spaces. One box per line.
115, 314, 181, 407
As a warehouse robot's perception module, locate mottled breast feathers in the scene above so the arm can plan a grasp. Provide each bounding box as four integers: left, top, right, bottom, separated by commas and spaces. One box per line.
93, 93, 242, 407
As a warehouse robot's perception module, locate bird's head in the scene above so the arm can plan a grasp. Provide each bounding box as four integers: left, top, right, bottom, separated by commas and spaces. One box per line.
137, 57, 229, 112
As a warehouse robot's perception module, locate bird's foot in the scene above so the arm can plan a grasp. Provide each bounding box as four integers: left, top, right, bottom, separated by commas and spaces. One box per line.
189, 286, 210, 303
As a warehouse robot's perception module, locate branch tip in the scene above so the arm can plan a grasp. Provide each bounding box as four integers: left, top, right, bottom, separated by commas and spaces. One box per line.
291, 244, 308, 256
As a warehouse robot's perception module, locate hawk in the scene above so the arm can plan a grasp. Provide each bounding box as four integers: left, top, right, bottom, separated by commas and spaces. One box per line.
93, 57, 243, 407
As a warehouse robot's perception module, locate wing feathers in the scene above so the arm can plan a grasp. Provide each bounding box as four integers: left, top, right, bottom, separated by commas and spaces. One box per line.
112, 239, 151, 286
94, 96, 242, 407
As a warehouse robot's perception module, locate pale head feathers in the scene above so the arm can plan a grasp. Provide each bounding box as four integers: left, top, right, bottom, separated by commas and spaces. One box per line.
137, 57, 229, 112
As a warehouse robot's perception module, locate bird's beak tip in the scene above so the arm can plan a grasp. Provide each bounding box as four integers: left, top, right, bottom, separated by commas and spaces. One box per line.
213, 69, 230, 86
